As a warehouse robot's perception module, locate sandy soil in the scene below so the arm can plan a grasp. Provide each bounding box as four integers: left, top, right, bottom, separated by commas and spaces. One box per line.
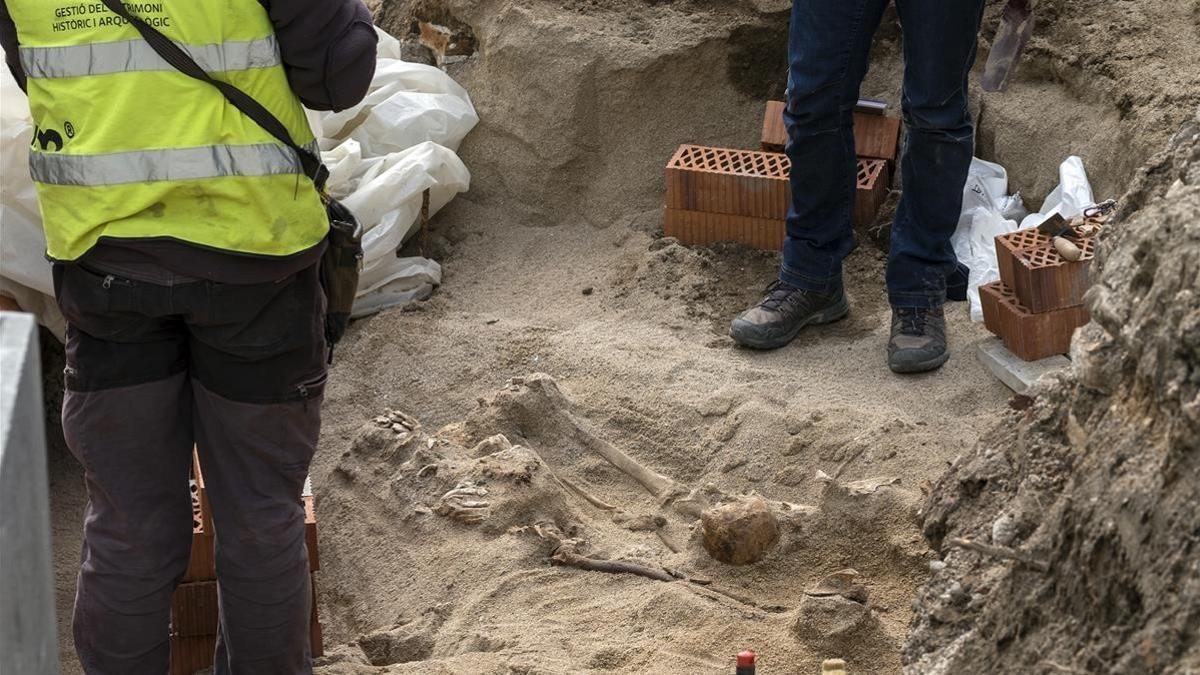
304, 203, 1009, 673
44, 0, 1199, 671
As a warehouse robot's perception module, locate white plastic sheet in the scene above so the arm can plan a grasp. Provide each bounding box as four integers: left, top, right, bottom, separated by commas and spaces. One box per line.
952, 156, 1095, 322
1017, 156, 1094, 231
313, 30, 477, 156
0, 65, 66, 339
952, 158, 1027, 322
311, 26, 476, 316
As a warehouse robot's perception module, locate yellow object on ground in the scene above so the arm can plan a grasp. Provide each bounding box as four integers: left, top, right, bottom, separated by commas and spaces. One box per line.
822, 658, 848, 674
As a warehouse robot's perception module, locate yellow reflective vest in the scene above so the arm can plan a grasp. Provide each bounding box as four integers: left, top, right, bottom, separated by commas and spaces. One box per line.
7, 0, 328, 261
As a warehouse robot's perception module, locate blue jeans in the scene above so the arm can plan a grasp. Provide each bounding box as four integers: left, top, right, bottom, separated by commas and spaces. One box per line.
779, 0, 985, 309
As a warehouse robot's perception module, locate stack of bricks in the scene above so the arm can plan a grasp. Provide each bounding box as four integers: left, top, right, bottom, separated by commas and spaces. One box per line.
980, 219, 1102, 361
664, 99, 900, 251
172, 451, 323, 675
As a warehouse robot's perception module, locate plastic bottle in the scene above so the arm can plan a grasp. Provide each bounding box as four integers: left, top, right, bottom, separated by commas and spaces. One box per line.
736, 650, 756, 675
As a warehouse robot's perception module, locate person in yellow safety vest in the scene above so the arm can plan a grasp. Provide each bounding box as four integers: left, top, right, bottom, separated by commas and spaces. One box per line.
0, 1, 377, 672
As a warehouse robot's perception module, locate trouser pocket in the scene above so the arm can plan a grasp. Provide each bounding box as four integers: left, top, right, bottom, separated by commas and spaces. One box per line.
54, 264, 145, 341
189, 264, 328, 404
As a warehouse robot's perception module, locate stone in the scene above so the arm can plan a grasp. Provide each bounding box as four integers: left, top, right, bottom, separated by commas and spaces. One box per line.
398, 37, 437, 67
806, 568, 869, 604
783, 436, 810, 456
612, 511, 659, 532
991, 511, 1021, 547
469, 434, 513, 458
700, 496, 780, 565
793, 594, 871, 642
977, 338, 1071, 394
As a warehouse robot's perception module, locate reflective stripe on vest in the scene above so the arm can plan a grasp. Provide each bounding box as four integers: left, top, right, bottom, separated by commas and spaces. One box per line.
19, 35, 281, 79
29, 140, 321, 186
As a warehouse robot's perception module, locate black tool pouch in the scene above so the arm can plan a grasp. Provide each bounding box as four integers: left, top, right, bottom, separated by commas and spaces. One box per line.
320, 197, 363, 348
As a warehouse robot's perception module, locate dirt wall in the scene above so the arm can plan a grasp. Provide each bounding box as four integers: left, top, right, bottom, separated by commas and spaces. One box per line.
905, 112, 1200, 673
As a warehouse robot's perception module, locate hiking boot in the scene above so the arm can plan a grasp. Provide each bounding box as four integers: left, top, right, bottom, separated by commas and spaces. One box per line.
729, 281, 849, 350
887, 306, 949, 373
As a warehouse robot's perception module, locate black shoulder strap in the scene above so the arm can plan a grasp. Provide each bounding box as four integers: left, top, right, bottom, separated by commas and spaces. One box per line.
99, 0, 328, 190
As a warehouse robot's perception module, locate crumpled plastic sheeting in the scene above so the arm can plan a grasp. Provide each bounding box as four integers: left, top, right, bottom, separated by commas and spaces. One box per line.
952, 158, 1027, 322
952, 156, 1094, 322
0, 65, 65, 340
1017, 156, 1094, 232
0, 27, 476, 335
312, 29, 477, 156
310, 27, 476, 317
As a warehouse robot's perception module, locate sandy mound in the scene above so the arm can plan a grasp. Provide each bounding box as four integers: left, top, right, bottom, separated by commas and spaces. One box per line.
312, 373, 933, 673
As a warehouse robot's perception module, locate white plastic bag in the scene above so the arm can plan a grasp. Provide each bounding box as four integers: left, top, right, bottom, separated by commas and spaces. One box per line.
1017, 156, 1094, 231
952, 158, 1026, 321
1, 66, 49, 297
338, 141, 469, 294
312, 28, 478, 155
0, 63, 66, 339
351, 257, 441, 319
309, 26, 477, 317
952, 208, 1019, 322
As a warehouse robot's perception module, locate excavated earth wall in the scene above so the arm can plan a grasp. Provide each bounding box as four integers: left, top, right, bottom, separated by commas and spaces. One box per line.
905, 114, 1200, 673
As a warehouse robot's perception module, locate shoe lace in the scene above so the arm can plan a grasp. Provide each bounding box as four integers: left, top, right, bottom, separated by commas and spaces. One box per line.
760, 281, 800, 311
897, 307, 928, 336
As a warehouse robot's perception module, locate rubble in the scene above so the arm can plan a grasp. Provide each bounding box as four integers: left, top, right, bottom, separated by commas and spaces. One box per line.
905, 112, 1200, 673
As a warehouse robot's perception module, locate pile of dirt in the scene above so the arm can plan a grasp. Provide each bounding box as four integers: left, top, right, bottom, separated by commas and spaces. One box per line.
905, 113, 1200, 673
379, 0, 1200, 223
973, 0, 1200, 203
311, 373, 943, 674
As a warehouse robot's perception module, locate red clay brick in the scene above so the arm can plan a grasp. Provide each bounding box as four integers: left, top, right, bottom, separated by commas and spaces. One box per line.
665, 146, 889, 250
667, 145, 790, 220
184, 484, 216, 582
852, 112, 902, 165
169, 572, 324, 671
979, 281, 1089, 361
664, 209, 785, 250
995, 227, 1096, 313
171, 478, 323, 669
172, 581, 219, 637
980, 280, 1004, 337
853, 159, 889, 228
305, 494, 319, 572
760, 100, 901, 166
192, 450, 212, 529
761, 100, 787, 153
310, 574, 324, 657
169, 634, 216, 675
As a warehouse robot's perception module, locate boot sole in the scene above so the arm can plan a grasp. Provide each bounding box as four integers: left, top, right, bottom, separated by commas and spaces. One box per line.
730, 295, 850, 350
888, 350, 950, 374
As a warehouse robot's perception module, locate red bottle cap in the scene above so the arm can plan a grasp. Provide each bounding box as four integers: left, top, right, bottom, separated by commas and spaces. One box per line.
737, 651, 757, 667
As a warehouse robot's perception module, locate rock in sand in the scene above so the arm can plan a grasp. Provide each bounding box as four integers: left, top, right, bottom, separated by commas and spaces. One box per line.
700, 496, 779, 565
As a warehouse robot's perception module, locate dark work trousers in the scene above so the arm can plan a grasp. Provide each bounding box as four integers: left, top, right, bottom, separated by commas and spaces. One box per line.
54, 262, 327, 675
779, 0, 986, 308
